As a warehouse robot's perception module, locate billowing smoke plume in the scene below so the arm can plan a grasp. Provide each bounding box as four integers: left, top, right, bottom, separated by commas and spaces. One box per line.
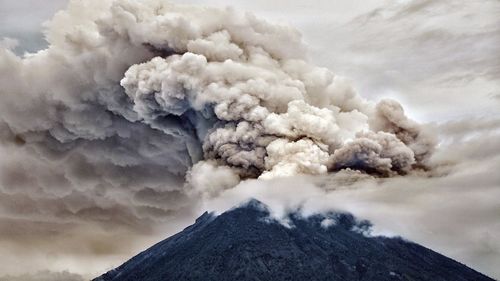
0, 0, 435, 201
1, 0, 498, 278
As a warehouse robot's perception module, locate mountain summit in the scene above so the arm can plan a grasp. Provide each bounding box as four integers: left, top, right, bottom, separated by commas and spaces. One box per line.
94, 199, 493, 281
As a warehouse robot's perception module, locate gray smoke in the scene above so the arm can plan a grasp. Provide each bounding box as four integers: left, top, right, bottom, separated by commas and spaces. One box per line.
0, 0, 436, 202
0, 0, 441, 277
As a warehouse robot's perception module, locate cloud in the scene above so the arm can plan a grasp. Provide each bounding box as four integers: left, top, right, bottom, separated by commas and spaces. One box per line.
0, 0, 498, 279
201, 117, 500, 278
0, 0, 434, 234
299, 0, 500, 121
0, 0, 68, 53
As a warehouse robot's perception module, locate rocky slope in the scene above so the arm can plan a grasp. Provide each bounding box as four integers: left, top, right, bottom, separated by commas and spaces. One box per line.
94, 200, 494, 281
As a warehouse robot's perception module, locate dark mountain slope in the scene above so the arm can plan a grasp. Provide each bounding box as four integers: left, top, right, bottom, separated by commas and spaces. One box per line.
94, 199, 494, 281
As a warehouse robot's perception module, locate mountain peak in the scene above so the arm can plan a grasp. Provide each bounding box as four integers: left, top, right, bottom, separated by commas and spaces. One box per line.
95, 199, 494, 281
238, 198, 269, 211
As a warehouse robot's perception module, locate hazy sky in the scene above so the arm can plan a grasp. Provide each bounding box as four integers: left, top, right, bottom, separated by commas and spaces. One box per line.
0, 0, 499, 280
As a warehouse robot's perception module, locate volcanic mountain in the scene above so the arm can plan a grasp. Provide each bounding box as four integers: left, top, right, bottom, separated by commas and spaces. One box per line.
94, 200, 494, 281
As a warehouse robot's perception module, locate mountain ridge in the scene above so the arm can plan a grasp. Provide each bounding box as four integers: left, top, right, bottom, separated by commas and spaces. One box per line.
94, 199, 494, 281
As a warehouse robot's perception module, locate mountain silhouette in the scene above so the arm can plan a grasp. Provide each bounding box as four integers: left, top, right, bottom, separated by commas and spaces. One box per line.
94, 199, 494, 281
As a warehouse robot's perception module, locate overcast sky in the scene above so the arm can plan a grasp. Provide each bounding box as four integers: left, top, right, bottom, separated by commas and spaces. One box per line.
0, 0, 499, 280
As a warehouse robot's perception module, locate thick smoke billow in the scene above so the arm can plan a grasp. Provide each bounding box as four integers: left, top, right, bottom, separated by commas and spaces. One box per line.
0, 0, 436, 199
0, 0, 438, 224
0, 0, 439, 276
116, 6, 436, 184
0, 0, 434, 195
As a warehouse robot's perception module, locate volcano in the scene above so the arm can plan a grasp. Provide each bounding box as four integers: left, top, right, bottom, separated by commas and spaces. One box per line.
94, 200, 494, 281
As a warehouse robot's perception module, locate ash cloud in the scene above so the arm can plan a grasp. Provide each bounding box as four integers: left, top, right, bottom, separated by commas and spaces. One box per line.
0, 0, 435, 206
202, 116, 500, 278
0, 0, 497, 278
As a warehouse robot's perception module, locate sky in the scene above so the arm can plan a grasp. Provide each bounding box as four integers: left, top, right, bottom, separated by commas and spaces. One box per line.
0, 0, 499, 280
